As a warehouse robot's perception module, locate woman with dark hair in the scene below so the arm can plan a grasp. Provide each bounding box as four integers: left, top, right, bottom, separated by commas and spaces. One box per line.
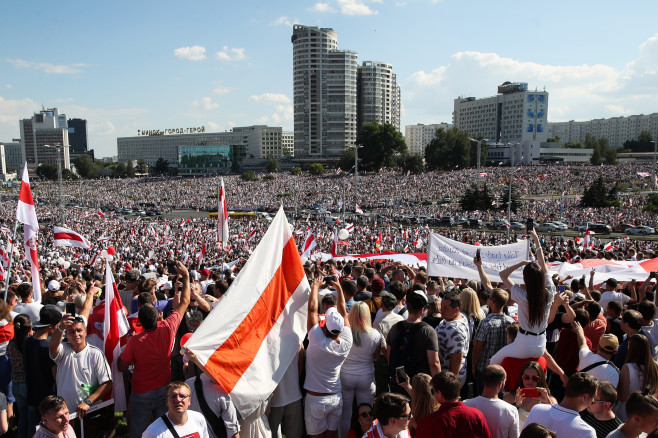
616, 333, 658, 421
347, 403, 374, 438
520, 423, 556, 438
503, 361, 556, 428
490, 230, 556, 365
8, 314, 31, 438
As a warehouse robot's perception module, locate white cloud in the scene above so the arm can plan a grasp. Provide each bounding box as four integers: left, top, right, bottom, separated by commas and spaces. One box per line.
337, 0, 378, 15
395, 1, 407, 6
215, 46, 247, 62
249, 93, 291, 104
313, 2, 335, 12
173, 45, 207, 61
271, 16, 294, 27
212, 86, 231, 95
6, 59, 88, 75
5, 84, 12, 89
191, 97, 219, 110
89, 121, 116, 136
207, 121, 221, 131
256, 105, 293, 125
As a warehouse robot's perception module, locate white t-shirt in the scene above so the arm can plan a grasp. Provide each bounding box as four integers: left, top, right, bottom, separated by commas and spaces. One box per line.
341, 329, 383, 376
142, 410, 209, 438
463, 396, 519, 438
51, 342, 112, 413
524, 404, 596, 438
185, 374, 240, 438
271, 350, 303, 407
14, 301, 43, 323
577, 347, 619, 387
511, 276, 556, 334
304, 324, 352, 394
599, 291, 630, 310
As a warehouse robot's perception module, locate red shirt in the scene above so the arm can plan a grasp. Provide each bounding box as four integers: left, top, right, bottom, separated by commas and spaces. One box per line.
556, 328, 592, 376
120, 311, 181, 393
501, 356, 547, 393
415, 401, 490, 438
584, 315, 607, 353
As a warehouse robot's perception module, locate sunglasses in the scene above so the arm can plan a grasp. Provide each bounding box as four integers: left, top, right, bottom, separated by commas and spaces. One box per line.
522, 374, 540, 382
359, 411, 374, 418
591, 400, 607, 404
397, 413, 412, 420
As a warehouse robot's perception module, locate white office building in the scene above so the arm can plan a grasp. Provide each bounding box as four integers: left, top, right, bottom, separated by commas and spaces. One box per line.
547, 113, 658, 148
357, 61, 401, 132
404, 123, 453, 155
453, 82, 549, 144
19, 107, 70, 169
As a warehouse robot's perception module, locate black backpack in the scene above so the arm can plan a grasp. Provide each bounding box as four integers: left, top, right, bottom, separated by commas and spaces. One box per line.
388, 320, 429, 379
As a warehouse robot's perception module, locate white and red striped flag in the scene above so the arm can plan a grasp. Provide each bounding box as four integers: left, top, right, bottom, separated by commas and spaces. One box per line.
247, 229, 257, 242
345, 223, 354, 234
184, 206, 310, 417
97, 209, 105, 219
218, 177, 229, 248
331, 229, 338, 258
196, 244, 206, 264
53, 227, 91, 249
16, 163, 41, 300
103, 260, 130, 412
603, 241, 613, 251
300, 229, 317, 258
355, 204, 363, 215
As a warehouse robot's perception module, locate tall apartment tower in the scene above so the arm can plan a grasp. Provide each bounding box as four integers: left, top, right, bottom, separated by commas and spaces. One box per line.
291, 25, 358, 157
19, 107, 71, 169
453, 82, 548, 143
67, 118, 89, 156
357, 61, 401, 132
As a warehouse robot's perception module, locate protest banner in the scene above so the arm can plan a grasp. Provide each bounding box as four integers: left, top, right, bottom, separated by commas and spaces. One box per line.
427, 233, 529, 282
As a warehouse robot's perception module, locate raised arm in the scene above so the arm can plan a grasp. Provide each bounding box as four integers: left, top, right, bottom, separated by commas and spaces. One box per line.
172, 261, 190, 317
331, 279, 349, 326
529, 230, 548, 274
474, 257, 493, 292
628, 279, 638, 304
499, 261, 530, 291
307, 277, 321, 332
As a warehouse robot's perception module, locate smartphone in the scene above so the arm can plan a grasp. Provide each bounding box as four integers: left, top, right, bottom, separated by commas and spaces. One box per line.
526, 218, 534, 232
324, 276, 335, 285
651, 272, 657, 279
395, 366, 407, 383
520, 388, 540, 398
65, 302, 76, 316
579, 278, 586, 288
167, 260, 177, 275
558, 285, 565, 293
475, 248, 481, 261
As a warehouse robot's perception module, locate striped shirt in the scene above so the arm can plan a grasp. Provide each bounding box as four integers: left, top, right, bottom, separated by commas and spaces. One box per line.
474, 313, 515, 373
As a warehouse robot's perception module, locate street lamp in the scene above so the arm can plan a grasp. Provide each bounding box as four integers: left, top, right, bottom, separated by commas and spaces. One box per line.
347, 144, 363, 184
470, 138, 489, 190
44, 144, 64, 224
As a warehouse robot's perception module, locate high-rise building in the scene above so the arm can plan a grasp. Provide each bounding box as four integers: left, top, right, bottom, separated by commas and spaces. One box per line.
405, 123, 453, 156
357, 61, 401, 132
67, 118, 88, 155
453, 82, 549, 144
547, 113, 658, 148
291, 25, 358, 158
19, 107, 70, 169
3, 140, 24, 170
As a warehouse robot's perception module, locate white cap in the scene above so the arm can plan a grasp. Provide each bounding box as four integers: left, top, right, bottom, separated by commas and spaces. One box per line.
325, 307, 344, 334
48, 280, 61, 292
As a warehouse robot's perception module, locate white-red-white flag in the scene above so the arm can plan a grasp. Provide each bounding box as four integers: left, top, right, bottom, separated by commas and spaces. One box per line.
16, 163, 40, 300
184, 206, 310, 417
247, 230, 257, 242
196, 244, 206, 264
53, 227, 91, 249
331, 229, 338, 258
345, 223, 354, 233
218, 178, 229, 248
355, 204, 363, 215
603, 241, 613, 251
300, 229, 317, 258
97, 209, 105, 219
103, 260, 130, 412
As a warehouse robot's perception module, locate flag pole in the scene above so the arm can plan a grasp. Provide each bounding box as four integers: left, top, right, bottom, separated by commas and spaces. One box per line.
4, 220, 19, 301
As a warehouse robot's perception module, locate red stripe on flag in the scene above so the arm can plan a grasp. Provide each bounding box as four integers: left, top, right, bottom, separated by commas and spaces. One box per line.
18, 182, 34, 205
54, 232, 86, 242
205, 236, 304, 392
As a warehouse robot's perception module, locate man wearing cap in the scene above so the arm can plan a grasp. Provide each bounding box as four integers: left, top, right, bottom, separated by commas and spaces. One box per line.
199, 268, 213, 294
304, 276, 352, 438
599, 278, 636, 310
24, 305, 60, 436
574, 321, 620, 387
49, 313, 112, 418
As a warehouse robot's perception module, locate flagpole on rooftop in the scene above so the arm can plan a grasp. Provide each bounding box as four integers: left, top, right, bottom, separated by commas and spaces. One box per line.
3, 220, 19, 301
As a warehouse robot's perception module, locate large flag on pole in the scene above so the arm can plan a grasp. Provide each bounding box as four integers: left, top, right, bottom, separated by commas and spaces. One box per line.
218, 177, 229, 249
16, 163, 41, 300
53, 227, 91, 249
184, 206, 310, 417
103, 260, 130, 412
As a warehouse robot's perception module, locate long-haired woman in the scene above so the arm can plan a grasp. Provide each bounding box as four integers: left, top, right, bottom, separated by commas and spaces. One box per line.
490, 230, 556, 364
616, 333, 658, 421
339, 301, 383, 438
409, 373, 439, 433
503, 361, 556, 428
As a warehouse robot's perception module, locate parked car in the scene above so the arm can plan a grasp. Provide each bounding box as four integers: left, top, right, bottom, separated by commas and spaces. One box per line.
493, 219, 510, 229
536, 223, 560, 232
624, 225, 655, 235
510, 221, 525, 230
574, 223, 612, 234
439, 217, 454, 227
468, 219, 484, 228
612, 223, 635, 233
455, 218, 469, 227
550, 221, 569, 231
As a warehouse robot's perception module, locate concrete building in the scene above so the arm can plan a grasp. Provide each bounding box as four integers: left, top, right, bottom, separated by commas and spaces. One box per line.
404, 123, 453, 156
453, 82, 549, 144
282, 131, 294, 156
357, 61, 401, 132
19, 108, 70, 169
539, 146, 593, 163
547, 113, 658, 148
117, 125, 288, 166
3, 140, 24, 170
486, 141, 541, 165
291, 24, 358, 158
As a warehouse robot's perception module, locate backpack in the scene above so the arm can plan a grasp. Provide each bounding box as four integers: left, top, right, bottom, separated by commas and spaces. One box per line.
388, 320, 430, 379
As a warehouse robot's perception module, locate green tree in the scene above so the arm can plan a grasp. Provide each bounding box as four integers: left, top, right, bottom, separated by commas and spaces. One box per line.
263, 174, 275, 181
357, 122, 407, 172
74, 154, 97, 178
126, 161, 136, 177
586, 134, 602, 165
401, 154, 424, 174
308, 163, 325, 175
562, 142, 584, 149
425, 127, 471, 170
581, 175, 620, 208
291, 167, 302, 175
500, 185, 521, 214
459, 183, 494, 212
547, 136, 561, 143
601, 140, 618, 165
136, 159, 148, 174
154, 158, 169, 175
240, 172, 258, 182
36, 164, 58, 180
112, 163, 127, 178
265, 156, 280, 173
61, 169, 77, 180
643, 194, 658, 213
339, 148, 355, 173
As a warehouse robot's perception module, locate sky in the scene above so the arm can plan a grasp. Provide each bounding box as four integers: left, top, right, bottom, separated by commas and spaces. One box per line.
1, 0, 658, 158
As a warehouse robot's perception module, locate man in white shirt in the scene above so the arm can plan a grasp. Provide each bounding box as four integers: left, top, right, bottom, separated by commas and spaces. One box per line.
574, 322, 620, 387
464, 365, 518, 438
524, 372, 598, 438
598, 278, 636, 310
143, 381, 209, 438
13, 282, 42, 323
304, 277, 352, 438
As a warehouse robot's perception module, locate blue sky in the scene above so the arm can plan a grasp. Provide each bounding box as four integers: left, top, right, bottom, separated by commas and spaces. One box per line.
2, 0, 658, 158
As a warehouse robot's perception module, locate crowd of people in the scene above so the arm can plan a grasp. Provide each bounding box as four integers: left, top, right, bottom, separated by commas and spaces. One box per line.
1, 163, 658, 437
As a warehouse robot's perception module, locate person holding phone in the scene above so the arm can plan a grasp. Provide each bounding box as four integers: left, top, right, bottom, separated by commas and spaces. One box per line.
503, 361, 556, 429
